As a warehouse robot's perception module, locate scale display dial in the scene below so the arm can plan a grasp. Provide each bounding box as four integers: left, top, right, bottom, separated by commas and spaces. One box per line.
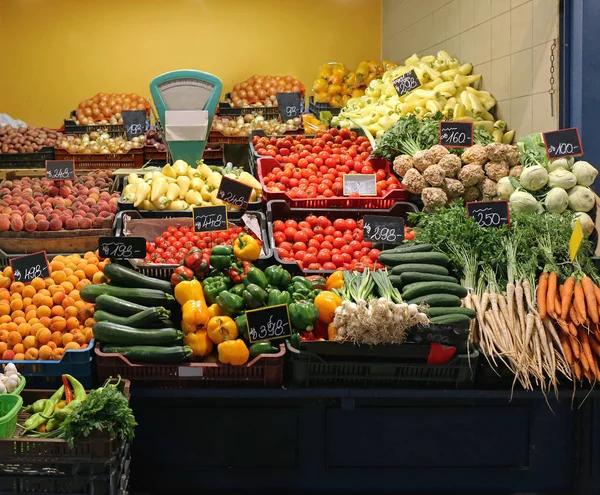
157, 78, 215, 110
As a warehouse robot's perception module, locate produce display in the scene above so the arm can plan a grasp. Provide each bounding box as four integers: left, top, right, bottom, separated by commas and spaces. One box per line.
222, 75, 305, 108
0, 172, 118, 232
0, 126, 63, 154
57, 133, 145, 154
71, 92, 151, 125
211, 115, 302, 137
122, 160, 262, 210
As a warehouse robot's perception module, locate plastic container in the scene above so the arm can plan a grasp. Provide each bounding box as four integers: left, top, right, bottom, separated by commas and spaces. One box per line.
95, 342, 285, 389
113, 209, 272, 280
0, 394, 22, 439
54, 147, 144, 170
218, 96, 281, 119
0, 341, 94, 389
266, 199, 418, 275
286, 341, 479, 389
144, 145, 169, 165
63, 119, 125, 138
0, 147, 54, 170
308, 96, 343, 117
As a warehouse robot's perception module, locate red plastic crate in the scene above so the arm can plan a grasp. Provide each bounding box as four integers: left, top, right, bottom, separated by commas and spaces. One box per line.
257, 156, 408, 209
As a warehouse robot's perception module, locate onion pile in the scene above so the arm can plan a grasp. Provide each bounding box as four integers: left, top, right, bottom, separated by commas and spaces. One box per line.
71, 93, 151, 126
0, 126, 63, 154
224, 75, 305, 108
212, 115, 302, 136
57, 133, 145, 154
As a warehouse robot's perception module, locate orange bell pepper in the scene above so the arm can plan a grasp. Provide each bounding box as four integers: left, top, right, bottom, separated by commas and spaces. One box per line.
326, 271, 344, 291
314, 290, 342, 324
207, 316, 238, 345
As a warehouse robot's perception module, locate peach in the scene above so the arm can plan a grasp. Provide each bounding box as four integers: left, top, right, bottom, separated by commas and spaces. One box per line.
65, 218, 78, 230
78, 217, 92, 229
24, 220, 37, 232
10, 218, 23, 232
93, 216, 104, 228
49, 218, 63, 231
0, 219, 10, 232
37, 220, 50, 231
2, 350, 14, 360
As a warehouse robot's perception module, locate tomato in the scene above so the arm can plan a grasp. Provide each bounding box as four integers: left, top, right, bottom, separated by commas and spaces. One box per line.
341, 253, 352, 264
167, 226, 178, 234
345, 218, 357, 230
292, 241, 307, 252
317, 250, 331, 264
353, 250, 363, 260
306, 246, 318, 255
323, 226, 336, 236
331, 253, 344, 267
361, 165, 374, 174
333, 237, 346, 249
301, 228, 314, 240
172, 241, 182, 250
320, 241, 333, 251
342, 232, 354, 243
333, 218, 346, 231
279, 242, 293, 252
323, 262, 337, 270
283, 227, 297, 242
294, 231, 308, 243
295, 251, 307, 261
308, 239, 321, 249
308, 263, 322, 270
273, 231, 286, 245
405, 229, 416, 241
349, 240, 363, 252
317, 216, 331, 228
369, 249, 380, 262
340, 245, 353, 255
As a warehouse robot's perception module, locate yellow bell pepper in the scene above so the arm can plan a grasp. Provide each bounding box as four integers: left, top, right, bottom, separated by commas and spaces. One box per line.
184, 330, 213, 358
182, 299, 209, 327
207, 316, 238, 345
207, 303, 222, 319
217, 339, 249, 366
314, 290, 342, 324
175, 280, 205, 305
327, 322, 337, 340
233, 233, 260, 261
326, 271, 344, 291
181, 320, 198, 335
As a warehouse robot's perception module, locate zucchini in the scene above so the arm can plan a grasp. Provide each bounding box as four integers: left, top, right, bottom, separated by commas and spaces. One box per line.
429, 314, 473, 325
80, 284, 174, 306
391, 264, 449, 276
408, 294, 462, 307
424, 307, 477, 318
93, 321, 183, 346
102, 344, 192, 364
93, 307, 172, 328
402, 281, 468, 301
104, 263, 173, 294
379, 251, 450, 267
378, 243, 433, 254
95, 295, 150, 317
399, 272, 458, 286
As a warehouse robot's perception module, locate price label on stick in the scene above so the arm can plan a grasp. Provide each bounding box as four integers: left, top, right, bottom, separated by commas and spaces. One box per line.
45, 160, 75, 180
363, 215, 405, 244
122, 110, 149, 140
246, 304, 292, 344
392, 69, 421, 97
343, 174, 377, 196
193, 205, 228, 233
217, 176, 253, 210
99, 237, 146, 259
569, 219, 584, 261
543, 127, 583, 159
466, 200, 510, 228
10, 251, 50, 283
276, 92, 303, 121
439, 121, 473, 148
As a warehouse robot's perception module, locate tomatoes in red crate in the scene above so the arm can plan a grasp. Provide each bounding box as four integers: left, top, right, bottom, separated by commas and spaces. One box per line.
255, 129, 400, 199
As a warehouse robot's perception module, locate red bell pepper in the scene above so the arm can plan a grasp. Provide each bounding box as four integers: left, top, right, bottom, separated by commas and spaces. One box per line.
184, 248, 210, 278
229, 260, 253, 284
171, 265, 195, 286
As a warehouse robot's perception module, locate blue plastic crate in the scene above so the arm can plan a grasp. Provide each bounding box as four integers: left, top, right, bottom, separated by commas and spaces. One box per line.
0, 340, 94, 389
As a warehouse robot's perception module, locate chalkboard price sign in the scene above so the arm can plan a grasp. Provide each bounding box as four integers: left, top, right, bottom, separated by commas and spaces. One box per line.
467, 200, 510, 228
45, 160, 75, 180
363, 215, 405, 244
392, 69, 421, 97
276, 92, 304, 121
10, 251, 50, 283
439, 121, 473, 148
246, 304, 292, 343
343, 174, 377, 196
217, 176, 253, 210
122, 110, 149, 140
192, 205, 228, 233
99, 237, 147, 259
542, 127, 583, 159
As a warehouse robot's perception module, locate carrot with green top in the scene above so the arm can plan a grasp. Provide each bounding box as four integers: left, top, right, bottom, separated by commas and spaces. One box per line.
574, 280, 587, 322
561, 277, 575, 320
537, 272, 548, 319
582, 276, 598, 324
546, 271, 557, 319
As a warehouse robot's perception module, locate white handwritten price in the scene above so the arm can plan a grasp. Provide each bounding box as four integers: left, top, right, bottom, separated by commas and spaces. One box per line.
393, 72, 420, 96
441, 129, 467, 145
14, 264, 43, 282
126, 123, 144, 137
363, 224, 398, 243
195, 213, 224, 231
470, 207, 507, 227
218, 189, 247, 208
249, 314, 289, 342
547, 143, 574, 156
285, 105, 299, 118
47, 168, 72, 180
100, 242, 133, 258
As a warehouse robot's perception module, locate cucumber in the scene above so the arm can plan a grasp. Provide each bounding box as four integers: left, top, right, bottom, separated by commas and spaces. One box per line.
399, 272, 458, 286
80, 284, 174, 306
391, 264, 449, 276
402, 281, 468, 301
424, 307, 477, 318
102, 344, 192, 364
95, 295, 150, 317
93, 321, 183, 346
378, 243, 433, 254
429, 314, 473, 325
379, 251, 450, 267
93, 307, 172, 328
104, 263, 173, 294
408, 294, 462, 307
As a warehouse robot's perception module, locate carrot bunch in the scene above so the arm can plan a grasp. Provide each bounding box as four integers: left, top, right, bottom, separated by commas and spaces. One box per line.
538, 271, 600, 383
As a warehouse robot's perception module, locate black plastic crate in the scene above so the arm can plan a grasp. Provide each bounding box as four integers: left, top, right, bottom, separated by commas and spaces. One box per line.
0, 147, 54, 169
308, 96, 343, 117
266, 199, 418, 276
218, 94, 281, 119
64, 119, 125, 138
287, 341, 479, 389
114, 209, 273, 280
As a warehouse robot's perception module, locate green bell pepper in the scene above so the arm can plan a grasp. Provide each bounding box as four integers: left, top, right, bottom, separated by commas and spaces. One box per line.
290, 276, 313, 291
202, 276, 230, 305
264, 265, 291, 289
210, 245, 234, 270
267, 289, 291, 306
249, 341, 278, 357
242, 284, 268, 309
289, 301, 319, 332
230, 283, 245, 297
243, 267, 268, 289
216, 291, 244, 316
235, 313, 248, 341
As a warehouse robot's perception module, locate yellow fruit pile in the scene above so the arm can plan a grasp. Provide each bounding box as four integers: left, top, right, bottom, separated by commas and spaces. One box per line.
0, 252, 107, 361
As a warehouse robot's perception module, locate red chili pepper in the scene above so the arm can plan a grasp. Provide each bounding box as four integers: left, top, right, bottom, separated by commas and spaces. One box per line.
62, 375, 73, 404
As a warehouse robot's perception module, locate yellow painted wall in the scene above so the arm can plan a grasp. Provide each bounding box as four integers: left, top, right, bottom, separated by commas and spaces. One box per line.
0, 0, 382, 127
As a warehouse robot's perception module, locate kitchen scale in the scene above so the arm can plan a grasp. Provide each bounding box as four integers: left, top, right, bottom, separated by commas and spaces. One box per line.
150, 70, 222, 165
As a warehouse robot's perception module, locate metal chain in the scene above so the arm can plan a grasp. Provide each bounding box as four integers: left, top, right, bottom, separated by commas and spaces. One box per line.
549, 38, 557, 117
